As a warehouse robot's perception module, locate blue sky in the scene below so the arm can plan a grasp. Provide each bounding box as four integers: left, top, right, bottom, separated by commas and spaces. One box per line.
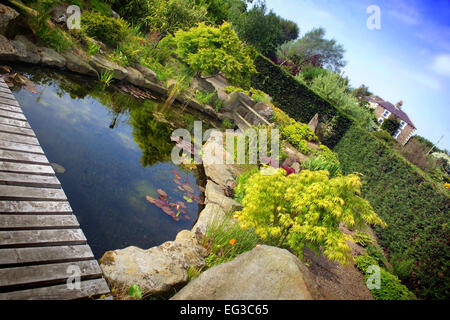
264, 0, 450, 151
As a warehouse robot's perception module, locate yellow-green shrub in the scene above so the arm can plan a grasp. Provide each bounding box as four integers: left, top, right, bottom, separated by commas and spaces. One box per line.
81, 12, 129, 46
234, 169, 386, 265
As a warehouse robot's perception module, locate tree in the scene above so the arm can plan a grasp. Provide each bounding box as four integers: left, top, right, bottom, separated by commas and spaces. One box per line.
276, 27, 346, 72
234, 169, 386, 265
352, 84, 372, 107
231, 1, 298, 59
381, 118, 400, 135
195, 0, 250, 25
280, 18, 299, 42
160, 22, 256, 88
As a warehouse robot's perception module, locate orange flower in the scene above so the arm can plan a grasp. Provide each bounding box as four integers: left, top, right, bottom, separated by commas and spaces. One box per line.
229, 239, 236, 246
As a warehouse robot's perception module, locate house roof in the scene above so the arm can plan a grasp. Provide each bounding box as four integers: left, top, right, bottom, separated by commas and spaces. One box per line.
365, 96, 416, 129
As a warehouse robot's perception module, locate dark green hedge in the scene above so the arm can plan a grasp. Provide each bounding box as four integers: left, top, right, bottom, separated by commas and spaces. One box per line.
335, 126, 450, 300
251, 55, 353, 148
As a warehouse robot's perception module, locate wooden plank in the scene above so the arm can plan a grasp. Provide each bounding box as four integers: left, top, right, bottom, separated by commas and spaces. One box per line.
0, 278, 109, 300
0, 172, 60, 188
0, 109, 26, 121
0, 229, 86, 248
0, 149, 48, 165
0, 82, 8, 89
0, 91, 16, 101
0, 185, 66, 201
0, 97, 19, 107
0, 214, 79, 230
0, 124, 35, 137
0, 87, 12, 94
0, 245, 93, 267
0, 104, 23, 114
0, 140, 44, 154
0, 132, 39, 145
0, 117, 31, 128
0, 260, 102, 290
0, 162, 54, 175
0, 201, 72, 214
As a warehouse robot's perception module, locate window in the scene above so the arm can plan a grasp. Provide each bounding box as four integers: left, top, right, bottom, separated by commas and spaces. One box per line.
382, 110, 391, 118
378, 118, 384, 124
393, 129, 401, 139
399, 121, 407, 129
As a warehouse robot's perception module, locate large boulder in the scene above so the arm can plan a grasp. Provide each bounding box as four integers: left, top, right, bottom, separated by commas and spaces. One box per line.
13, 35, 40, 64
89, 54, 128, 80
189, 76, 216, 94
308, 113, 319, 134
205, 180, 242, 213
192, 203, 227, 236
0, 4, 19, 35
245, 101, 273, 125
0, 34, 18, 61
124, 66, 146, 87
171, 245, 323, 300
62, 51, 97, 76
38, 47, 66, 68
99, 230, 206, 297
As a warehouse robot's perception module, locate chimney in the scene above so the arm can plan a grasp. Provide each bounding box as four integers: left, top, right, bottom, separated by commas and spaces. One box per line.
396, 100, 403, 109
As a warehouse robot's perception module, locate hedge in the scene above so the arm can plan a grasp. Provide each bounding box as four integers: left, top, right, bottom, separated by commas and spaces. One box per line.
335, 126, 450, 299
251, 55, 353, 148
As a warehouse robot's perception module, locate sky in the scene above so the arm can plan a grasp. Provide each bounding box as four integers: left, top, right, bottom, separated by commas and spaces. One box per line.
263, 0, 450, 151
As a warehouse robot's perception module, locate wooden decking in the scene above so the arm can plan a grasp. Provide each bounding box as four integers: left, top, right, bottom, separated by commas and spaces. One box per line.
0, 77, 110, 300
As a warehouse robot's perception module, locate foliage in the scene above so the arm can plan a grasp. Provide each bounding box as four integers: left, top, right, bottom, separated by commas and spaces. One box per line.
203, 213, 260, 268
381, 118, 400, 135
109, 48, 130, 66
160, 22, 256, 88
335, 125, 450, 299
234, 166, 260, 203
107, 0, 150, 26
195, 90, 223, 111
81, 11, 129, 46
309, 70, 378, 131
231, 1, 297, 59
186, 266, 203, 282
234, 169, 386, 265
87, 41, 100, 56
251, 55, 353, 148
222, 118, 234, 129
352, 84, 372, 106
302, 155, 342, 178
281, 122, 318, 154
98, 69, 114, 88
128, 284, 142, 299
389, 253, 415, 282
372, 130, 397, 146
366, 243, 388, 269
276, 27, 346, 73
352, 231, 373, 247
28, 0, 72, 52
295, 65, 328, 85
355, 255, 416, 300
195, 0, 249, 25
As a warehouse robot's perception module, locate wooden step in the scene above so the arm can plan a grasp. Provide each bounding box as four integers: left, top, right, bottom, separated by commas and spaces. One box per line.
0, 124, 35, 137
0, 185, 66, 201
0, 245, 93, 267
0, 117, 31, 129
0, 140, 44, 154
0, 162, 54, 176
0, 229, 86, 248
0, 132, 39, 145
0, 97, 19, 107
0, 91, 16, 101
0, 201, 73, 214
0, 278, 110, 300
0, 104, 23, 114
0, 172, 60, 188
0, 260, 102, 291
0, 110, 26, 121
0, 149, 48, 165
0, 214, 79, 231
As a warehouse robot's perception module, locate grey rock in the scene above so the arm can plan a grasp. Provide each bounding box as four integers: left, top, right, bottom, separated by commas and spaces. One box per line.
291, 162, 301, 173
190, 76, 216, 94
89, 54, 127, 80
205, 180, 242, 213
192, 203, 227, 236
50, 4, 68, 24
223, 91, 256, 112
50, 163, 66, 174
13, 35, 41, 64
62, 51, 96, 76
308, 113, 319, 134
135, 64, 158, 83
0, 4, 19, 34
171, 245, 322, 300
38, 47, 66, 68
141, 79, 168, 95
124, 66, 147, 87
99, 230, 206, 297
0, 34, 18, 61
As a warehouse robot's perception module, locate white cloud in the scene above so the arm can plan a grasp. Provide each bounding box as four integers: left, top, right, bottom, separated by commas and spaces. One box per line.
431, 54, 450, 77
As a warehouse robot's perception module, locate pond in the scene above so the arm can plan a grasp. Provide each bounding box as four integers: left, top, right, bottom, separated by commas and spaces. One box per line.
8, 65, 220, 258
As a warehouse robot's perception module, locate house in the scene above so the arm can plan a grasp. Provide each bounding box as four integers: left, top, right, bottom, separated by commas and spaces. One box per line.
365, 96, 416, 145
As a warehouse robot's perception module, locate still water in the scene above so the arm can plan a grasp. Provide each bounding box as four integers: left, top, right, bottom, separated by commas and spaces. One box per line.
10, 66, 218, 258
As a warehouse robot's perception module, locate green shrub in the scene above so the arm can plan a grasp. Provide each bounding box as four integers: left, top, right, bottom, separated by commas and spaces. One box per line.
355, 255, 416, 300
281, 122, 318, 154
87, 41, 100, 56
389, 253, 415, 282
335, 125, 450, 299
225, 86, 271, 104
234, 166, 260, 203
81, 12, 129, 46
366, 243, 388, 269
381, 118, 401, 135
352, 231, 373, 247
160, 22, 256, 88
251, 55, 353, 148
372, 130, 397, 146
302, 155, 342, 178
234, 169, 386, 265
